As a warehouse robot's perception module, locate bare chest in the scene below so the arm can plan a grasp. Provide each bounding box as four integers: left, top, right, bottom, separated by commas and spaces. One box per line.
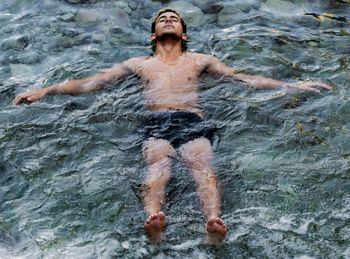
136, 57, 203, 90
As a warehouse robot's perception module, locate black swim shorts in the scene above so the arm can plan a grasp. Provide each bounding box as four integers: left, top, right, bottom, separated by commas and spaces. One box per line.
138, 111, 219, 148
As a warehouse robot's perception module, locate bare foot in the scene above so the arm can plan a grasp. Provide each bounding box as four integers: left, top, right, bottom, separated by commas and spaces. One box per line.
144, 211, 166, 241
206, 217, 227, 244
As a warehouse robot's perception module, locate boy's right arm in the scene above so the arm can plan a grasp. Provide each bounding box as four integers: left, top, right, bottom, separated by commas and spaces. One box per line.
14, 61, 134, 105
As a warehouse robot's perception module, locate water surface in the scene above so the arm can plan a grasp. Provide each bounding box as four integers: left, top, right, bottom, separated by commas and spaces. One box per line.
0, 0, 349, 258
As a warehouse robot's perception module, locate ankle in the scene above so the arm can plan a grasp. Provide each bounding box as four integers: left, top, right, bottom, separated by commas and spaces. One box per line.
206, 213, 219, 221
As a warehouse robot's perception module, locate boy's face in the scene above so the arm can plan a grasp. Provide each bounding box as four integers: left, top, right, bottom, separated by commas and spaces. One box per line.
151, 11, 187, 41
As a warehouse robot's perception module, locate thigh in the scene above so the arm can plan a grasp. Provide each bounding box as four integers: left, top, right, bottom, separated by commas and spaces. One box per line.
142, 137, 176, 165
179, 137, 213, 170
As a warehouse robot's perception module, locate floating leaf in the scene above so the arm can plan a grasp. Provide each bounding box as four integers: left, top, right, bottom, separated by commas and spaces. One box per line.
339, 28, 350, 36
339, 56, 349, 68
288, 96, 299, 108
304, 12, 350, 24
296, 122, 305, 134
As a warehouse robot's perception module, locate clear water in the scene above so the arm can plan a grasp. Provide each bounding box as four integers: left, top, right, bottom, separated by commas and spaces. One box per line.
1, 0, 349, 258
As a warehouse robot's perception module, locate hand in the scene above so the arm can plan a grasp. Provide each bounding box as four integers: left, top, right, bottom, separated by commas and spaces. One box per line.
14, 88, 48, 105
286, 80, 333, 93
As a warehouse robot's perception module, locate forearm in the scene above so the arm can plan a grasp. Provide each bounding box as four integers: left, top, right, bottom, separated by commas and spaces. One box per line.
233, 73, 288, 89
206, 56, 289, 89
14, 62, 135, 105
206, 56, 332, 93
46, 78, 106, 95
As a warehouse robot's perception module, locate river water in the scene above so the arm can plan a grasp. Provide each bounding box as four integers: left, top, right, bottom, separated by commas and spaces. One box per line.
1, 0, 349, 258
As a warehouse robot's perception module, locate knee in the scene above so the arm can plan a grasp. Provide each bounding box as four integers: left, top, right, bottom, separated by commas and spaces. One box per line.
142, 138, 176, 165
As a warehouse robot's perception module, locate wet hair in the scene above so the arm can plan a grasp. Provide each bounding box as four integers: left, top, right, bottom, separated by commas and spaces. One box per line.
151, 8, 188, 53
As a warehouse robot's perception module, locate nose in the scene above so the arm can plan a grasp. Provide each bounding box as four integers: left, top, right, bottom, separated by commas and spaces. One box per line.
165, 17, 172, 23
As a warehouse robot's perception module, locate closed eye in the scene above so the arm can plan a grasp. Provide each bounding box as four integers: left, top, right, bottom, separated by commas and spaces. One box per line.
158, 15, 179, 23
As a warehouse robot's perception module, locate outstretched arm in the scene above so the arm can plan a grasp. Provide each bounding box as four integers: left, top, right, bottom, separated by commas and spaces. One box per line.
14, 62, 134, 105
205, 56, 333, 93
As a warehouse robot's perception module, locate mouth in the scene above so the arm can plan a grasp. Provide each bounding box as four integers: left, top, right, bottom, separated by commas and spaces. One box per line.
164, 25, 174, 29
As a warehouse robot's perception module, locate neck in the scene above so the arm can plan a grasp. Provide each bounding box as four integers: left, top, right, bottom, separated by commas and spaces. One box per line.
154, 38, 183, 59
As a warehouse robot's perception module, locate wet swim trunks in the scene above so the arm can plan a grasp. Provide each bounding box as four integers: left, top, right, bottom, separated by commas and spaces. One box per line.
138, 111, 218, 148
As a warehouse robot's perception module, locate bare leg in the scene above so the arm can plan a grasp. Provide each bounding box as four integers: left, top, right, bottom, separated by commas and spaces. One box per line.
179, 137, 227, 243
142, 138, 175, 241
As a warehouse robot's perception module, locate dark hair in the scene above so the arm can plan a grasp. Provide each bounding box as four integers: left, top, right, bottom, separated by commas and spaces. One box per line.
151, 8, 188, 53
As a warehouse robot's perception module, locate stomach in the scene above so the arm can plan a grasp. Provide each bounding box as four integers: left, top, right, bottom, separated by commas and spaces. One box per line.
145, 102, 203, 117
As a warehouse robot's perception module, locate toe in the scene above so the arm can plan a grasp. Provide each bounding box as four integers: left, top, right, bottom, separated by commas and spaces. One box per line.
217, 219, 225, 227
150, 214, 157, 220
158, 211, 165, 220
207, 217, 217, 226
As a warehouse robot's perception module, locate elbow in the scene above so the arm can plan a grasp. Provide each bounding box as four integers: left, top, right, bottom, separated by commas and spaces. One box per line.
79, 80, 107, 93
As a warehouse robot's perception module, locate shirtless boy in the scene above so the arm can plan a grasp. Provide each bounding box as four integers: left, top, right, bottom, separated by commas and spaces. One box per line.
14, 8, 332, 242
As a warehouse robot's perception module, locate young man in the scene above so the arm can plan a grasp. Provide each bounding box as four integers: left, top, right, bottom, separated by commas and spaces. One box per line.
14, 8, 332, 242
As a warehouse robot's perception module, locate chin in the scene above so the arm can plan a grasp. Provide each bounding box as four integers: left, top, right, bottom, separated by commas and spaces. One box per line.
159, 32, 181, 39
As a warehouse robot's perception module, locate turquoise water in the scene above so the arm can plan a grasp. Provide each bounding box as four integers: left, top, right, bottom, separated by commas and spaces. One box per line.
1, 0, 350, 258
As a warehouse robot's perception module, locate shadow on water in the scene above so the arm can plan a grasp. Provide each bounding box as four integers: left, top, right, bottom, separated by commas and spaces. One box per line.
1, 0, 350, 258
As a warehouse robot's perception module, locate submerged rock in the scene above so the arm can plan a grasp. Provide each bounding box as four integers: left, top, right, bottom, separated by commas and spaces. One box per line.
75, 9, 106, 25
193, 0, 223, 14
64, 0, 98, 3
10, 64, 35, 78
106, 7, 131, 28
140, 0, 162, 18
167, 1, 205, 27
235, 0, 261, 13
217, 3, 246, 26
114, 1, 132, 15
16, 51, 43, 64
204, 13, 218, 24
0, 34, 30, 50
260, 0, 302, 17
0, 65, 10, 79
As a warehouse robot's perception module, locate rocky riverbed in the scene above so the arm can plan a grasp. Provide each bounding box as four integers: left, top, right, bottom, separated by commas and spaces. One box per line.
1, 0, 349, 258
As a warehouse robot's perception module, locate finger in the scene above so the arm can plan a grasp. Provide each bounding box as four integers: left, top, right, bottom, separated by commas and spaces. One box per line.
14, 97, 21, 105
16, 97, 29, 105
304, 82, 333, 90
306, 87, 321, 93
14, 94, 25, 103
318, 83, 333, 90
15, 93, 35, 104
27, 95, 37, 101
15, 93, 30, 104
14, 95, 26, 105
298, 85, 321, 93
